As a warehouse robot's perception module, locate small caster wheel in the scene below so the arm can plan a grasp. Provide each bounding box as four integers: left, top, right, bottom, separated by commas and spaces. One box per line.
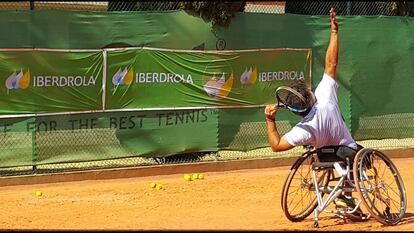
312, 221, 319, 228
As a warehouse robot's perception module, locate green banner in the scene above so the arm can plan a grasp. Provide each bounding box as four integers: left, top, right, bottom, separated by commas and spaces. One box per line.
0, 109, 218, 168
105, 48, 311, 109
0, 50, 103, 114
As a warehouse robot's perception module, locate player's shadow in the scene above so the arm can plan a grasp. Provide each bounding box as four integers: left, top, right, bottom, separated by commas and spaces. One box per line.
368, 212, 414, 229
310, 212, 414, 229
397, 212, 414, 225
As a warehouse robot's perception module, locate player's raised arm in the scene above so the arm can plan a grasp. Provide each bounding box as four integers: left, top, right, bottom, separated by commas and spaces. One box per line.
324, 8, 339, 80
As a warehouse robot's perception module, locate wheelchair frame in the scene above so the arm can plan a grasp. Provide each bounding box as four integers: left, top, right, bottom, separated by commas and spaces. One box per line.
311, 157, 369, 227
281, 146, 407, 228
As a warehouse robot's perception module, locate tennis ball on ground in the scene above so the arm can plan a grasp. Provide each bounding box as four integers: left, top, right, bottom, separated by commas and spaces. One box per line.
155, 184, 163, 190
183, 174, 192, 181
35, 190, 42, 197
149, 182, 157, 188
192, 173, 199, 180
198, 174, 204, 179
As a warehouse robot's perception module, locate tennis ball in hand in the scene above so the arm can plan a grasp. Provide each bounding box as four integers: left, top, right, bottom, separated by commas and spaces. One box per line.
35, 190, 43, 197
149, 182, 156, 188
183, 174, 192, 181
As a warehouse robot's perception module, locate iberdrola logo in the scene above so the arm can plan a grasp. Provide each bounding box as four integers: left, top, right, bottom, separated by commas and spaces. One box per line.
112, 67, 134, 86
240, 66, 257, 84
5, 69, 30, 90
203, 72, 234, 100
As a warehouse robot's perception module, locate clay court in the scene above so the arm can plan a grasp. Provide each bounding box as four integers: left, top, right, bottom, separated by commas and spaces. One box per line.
0, 156, 413, 231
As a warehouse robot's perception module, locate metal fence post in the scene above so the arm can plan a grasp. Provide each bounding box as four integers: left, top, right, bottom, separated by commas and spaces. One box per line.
31, 125, 37, 173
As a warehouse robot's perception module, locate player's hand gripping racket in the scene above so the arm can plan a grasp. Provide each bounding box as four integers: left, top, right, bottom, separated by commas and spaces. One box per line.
275, 86, 308, 113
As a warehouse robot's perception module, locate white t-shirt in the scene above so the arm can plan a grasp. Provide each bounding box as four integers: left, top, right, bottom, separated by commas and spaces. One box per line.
284, 73, 357, 149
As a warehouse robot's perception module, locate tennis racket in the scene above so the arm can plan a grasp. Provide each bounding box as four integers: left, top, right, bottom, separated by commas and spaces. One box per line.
275, 86, 308, 113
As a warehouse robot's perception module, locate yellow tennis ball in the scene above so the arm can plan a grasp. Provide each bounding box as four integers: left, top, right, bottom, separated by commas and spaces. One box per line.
198, 174, 204, 179
35, 190, 42, 197
183, 174, 192, 181
155, 184, 162, 190
149, 182, 156, 188
192, 173, 199, 180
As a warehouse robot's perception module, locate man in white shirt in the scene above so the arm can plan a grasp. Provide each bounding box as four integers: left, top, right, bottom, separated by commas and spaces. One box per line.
264, 8, 363, 216
264, 8, 356, 152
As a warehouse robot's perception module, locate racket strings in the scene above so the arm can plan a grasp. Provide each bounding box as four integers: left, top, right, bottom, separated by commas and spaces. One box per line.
276, 87, 308, 113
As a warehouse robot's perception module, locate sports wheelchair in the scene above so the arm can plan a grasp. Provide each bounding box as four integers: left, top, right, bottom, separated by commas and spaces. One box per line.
281, 145, 407, 228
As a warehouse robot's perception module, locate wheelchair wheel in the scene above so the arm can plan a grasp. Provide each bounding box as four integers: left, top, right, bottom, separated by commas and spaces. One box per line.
281, 150, 331, 222
353, 148, 407, 225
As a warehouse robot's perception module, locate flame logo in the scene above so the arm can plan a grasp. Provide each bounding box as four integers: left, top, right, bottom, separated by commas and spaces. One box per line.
203, 72, 234, 99
5, 69, 30, 90
240, 66, 257, 84
112, 67, 134, 86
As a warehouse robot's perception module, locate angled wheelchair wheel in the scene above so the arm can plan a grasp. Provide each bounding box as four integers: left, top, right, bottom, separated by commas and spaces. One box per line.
281, 150, 331, 222
353, 148, 407, 225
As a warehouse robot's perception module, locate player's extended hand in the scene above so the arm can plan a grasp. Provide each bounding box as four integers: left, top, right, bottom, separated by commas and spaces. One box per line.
264, 104, 277, 122
330, 8, 338, 33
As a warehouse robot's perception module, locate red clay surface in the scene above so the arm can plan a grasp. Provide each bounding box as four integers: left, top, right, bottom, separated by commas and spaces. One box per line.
0, 157, 413, 231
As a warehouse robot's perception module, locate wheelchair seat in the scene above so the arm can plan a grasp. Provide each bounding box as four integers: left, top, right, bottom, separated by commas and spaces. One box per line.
316, 144, 363, 164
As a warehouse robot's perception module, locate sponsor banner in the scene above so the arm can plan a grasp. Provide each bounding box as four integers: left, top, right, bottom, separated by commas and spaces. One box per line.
0, 50, 103, 114
0, 109, 218, 167
105, 48, 311, 109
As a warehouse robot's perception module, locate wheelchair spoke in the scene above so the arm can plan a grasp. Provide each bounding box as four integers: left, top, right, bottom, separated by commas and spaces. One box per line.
388, 184, 402, 199
281, 152, 325, 221
289, 191, 310, 213
288, 178, 313, 197
287, 183, 303, 198
299, 163, 312, 180
286, 179, 314, 210
389, 195, 402, 214
383, 184, 403, 211
287, 188, 301, 197
354, 149, 406, 225
287, 183, 314, 213
377, 159, 387, 181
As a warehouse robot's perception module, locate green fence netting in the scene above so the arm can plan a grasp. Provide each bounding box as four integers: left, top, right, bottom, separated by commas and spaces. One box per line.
0, 11, 413, 176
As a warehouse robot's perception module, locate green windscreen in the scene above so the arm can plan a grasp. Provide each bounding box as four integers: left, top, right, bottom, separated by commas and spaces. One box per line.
0, 11, 412, 169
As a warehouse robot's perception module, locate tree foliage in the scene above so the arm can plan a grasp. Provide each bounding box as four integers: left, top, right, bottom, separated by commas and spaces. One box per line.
391, 1, 414, 16
180, 1, 246, 27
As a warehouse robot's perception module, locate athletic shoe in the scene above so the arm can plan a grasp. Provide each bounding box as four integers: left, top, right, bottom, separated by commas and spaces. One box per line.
334, 195, 363, 214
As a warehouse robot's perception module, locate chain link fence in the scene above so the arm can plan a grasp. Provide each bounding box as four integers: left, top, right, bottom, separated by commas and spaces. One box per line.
0, 1, 406, 16
0, 1, 413, 176
0, 112, 269, 177
282, 1, 398, 15
0, 111, 413, 177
